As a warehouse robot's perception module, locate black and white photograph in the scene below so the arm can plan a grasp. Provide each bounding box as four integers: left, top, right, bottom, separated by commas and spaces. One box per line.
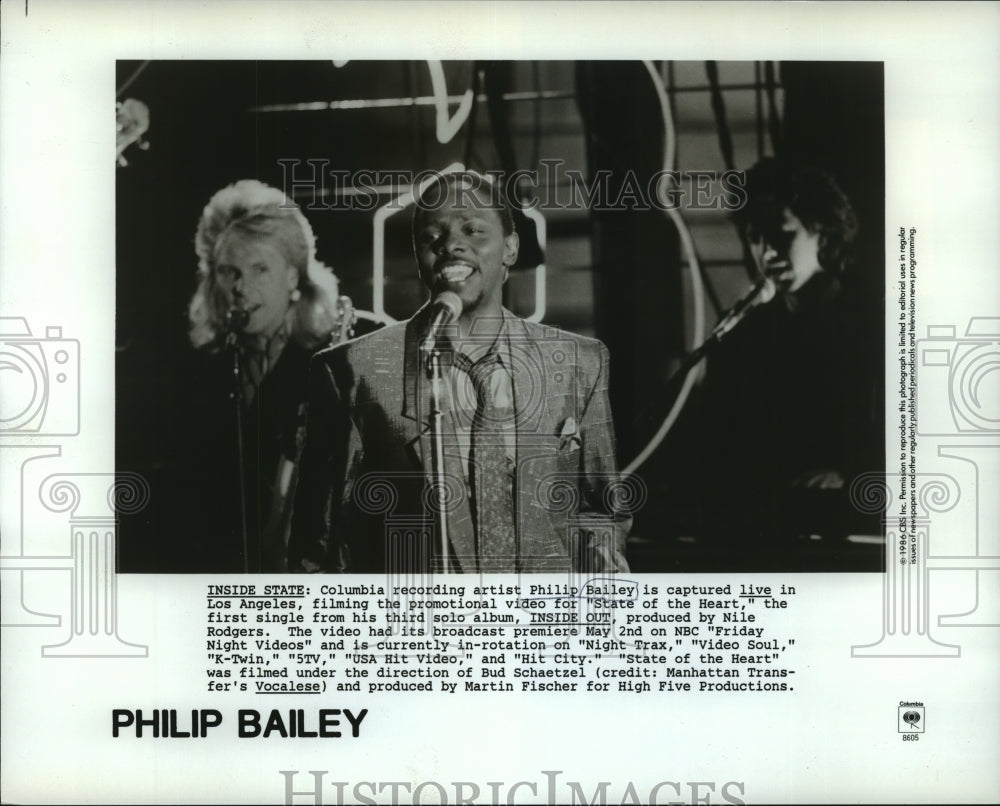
115, 59, 885, 575
2, 3, 998, 805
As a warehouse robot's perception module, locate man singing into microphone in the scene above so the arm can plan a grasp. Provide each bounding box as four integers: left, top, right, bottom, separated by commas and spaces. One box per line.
288, 171, 630, 574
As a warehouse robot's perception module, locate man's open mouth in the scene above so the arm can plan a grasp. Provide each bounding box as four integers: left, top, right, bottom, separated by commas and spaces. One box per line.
437, 262, 475, 283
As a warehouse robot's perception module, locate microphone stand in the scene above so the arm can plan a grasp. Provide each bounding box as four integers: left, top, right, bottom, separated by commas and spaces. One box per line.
421, 340, 451, 574
669, 278, 775, 388
226, 319, 250, 574
634, 278, 776, 435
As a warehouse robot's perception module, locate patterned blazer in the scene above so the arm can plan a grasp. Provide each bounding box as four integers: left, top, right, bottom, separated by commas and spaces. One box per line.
288, 303, 631, 574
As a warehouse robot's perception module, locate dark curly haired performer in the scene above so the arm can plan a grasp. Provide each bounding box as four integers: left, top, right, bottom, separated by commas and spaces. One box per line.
689, 159, 880, 563
737, 158, 858, 310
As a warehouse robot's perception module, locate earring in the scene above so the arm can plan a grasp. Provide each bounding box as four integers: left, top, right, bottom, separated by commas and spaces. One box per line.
290, 288, 302, 302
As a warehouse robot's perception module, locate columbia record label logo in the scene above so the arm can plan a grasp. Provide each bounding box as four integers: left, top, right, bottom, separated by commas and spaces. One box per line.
898, 703, 925, 733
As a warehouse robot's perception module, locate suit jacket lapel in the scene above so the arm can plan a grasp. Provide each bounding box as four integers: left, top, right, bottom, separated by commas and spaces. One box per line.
506, 314, 567, 561
504, 313, 547, 439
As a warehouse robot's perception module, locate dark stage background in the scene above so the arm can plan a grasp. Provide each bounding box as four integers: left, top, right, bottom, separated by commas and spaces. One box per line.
116, 60, 885, 573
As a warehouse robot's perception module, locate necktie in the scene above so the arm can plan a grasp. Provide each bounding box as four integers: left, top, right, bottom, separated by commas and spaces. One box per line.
456, 351, 517, 571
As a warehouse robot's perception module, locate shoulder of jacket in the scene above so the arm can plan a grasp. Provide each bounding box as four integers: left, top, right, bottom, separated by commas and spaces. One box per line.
313, 320, 408, 365
518, 318, 607, 358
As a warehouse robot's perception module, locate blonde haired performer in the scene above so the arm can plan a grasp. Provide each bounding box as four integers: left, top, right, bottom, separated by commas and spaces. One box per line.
185, 179, 354, 572
190, 178, 346, 352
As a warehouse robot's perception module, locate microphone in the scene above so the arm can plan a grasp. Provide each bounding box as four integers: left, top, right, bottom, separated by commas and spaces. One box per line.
225, 307, 250, 333
420, 292, 463, 354
224, 307, 250, 348
710, 276, 776, 341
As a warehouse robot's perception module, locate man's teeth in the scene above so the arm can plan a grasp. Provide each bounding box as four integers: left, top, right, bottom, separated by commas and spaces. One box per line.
441, 264, 474, 282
